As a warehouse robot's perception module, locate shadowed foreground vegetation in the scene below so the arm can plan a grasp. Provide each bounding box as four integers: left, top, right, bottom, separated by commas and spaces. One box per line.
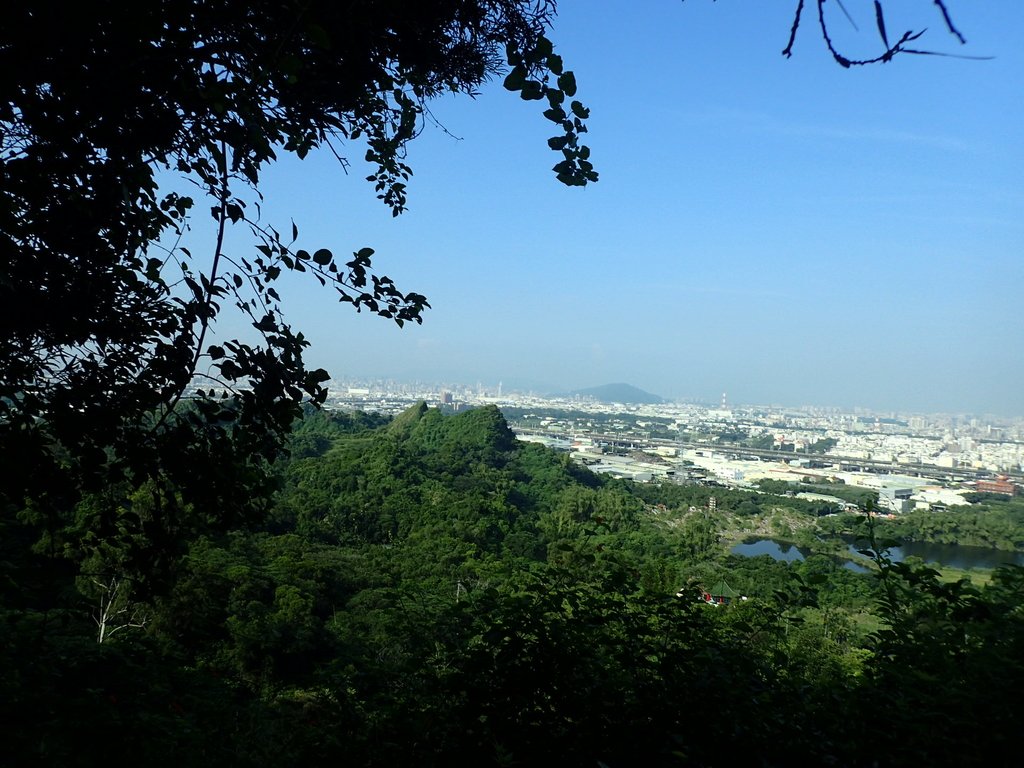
3, 406, 1022, 766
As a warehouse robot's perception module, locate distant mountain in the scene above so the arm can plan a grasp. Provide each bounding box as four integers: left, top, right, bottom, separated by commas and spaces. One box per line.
562, 383, 665, 404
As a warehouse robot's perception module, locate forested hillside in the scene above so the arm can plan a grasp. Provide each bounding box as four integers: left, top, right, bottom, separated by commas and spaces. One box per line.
3, 405, 1022, 766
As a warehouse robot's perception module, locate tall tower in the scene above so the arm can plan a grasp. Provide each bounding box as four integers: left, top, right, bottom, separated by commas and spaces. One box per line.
721, 392, 727, 409
498, 380, 503, 397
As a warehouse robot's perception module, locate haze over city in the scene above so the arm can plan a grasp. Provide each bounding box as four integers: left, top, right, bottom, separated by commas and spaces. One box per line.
197, 1, 1022, 416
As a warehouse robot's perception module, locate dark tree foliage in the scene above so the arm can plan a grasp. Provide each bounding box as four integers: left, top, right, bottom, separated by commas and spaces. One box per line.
0, 1, 594, 592
4, 402, 1021, 766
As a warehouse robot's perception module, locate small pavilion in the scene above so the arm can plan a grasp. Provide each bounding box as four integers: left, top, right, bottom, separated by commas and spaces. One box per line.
701, 580, 741, 606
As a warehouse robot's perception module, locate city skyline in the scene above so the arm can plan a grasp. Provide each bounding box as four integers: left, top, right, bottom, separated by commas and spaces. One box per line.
188, 2, 1023, 417
322, 375, 1024, 423
318, 375, 1024, 478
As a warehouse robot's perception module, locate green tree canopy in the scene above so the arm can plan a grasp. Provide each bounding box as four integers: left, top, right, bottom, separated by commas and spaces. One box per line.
0, 1, 598, 577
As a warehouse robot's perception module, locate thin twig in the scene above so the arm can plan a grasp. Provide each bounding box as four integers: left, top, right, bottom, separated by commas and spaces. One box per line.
933, 0, 966, 44
782, 0, 806, 58
154, 141, 231, 429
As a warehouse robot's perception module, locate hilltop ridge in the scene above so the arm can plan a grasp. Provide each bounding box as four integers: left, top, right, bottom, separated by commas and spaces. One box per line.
559, 382, 665, 404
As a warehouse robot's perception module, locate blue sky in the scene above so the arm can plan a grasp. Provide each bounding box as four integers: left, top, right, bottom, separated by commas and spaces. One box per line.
204, 1, 1024, 415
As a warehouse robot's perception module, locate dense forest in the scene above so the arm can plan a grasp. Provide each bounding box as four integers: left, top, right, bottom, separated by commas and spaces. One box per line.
4, 405, 1022, 766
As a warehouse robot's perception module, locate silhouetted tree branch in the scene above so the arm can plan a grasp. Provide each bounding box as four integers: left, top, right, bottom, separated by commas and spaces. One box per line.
782, 0, 973, 65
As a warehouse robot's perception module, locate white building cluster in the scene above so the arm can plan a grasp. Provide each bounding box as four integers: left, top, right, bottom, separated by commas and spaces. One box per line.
320, 377, 1023, 507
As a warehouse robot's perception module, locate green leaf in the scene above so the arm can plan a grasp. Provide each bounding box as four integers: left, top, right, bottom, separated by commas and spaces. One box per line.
505, 42, 522, 67
532, 35, 554, 63
570, 100, 590, 119
520, 81, 544, 101
503, 66, 527, 92
254, 314, 277, 332
306, 23, 330, 49
307, 368, 330, 384
557, 71, 577, 97
144, 258, 163, 282
543, 106, 566, 123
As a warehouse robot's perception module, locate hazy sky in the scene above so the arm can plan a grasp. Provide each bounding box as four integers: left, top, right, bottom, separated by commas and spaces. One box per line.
201, 1, 1024, 415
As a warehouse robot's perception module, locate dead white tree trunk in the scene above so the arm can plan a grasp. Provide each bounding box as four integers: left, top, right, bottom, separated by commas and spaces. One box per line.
93, 576, 148, 644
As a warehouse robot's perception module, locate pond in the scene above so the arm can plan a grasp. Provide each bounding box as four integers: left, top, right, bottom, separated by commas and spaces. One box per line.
732, 538, 812, 562
731, 537, 1024, 571
730, 538, 868, 572
867, 540, 1024, 570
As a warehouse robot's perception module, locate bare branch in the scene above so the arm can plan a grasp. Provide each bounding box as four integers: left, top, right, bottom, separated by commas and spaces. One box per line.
782, 0, 807, 58
933, 0, 967, 44
833, 0, 860, 32
786, 1, 976, 66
